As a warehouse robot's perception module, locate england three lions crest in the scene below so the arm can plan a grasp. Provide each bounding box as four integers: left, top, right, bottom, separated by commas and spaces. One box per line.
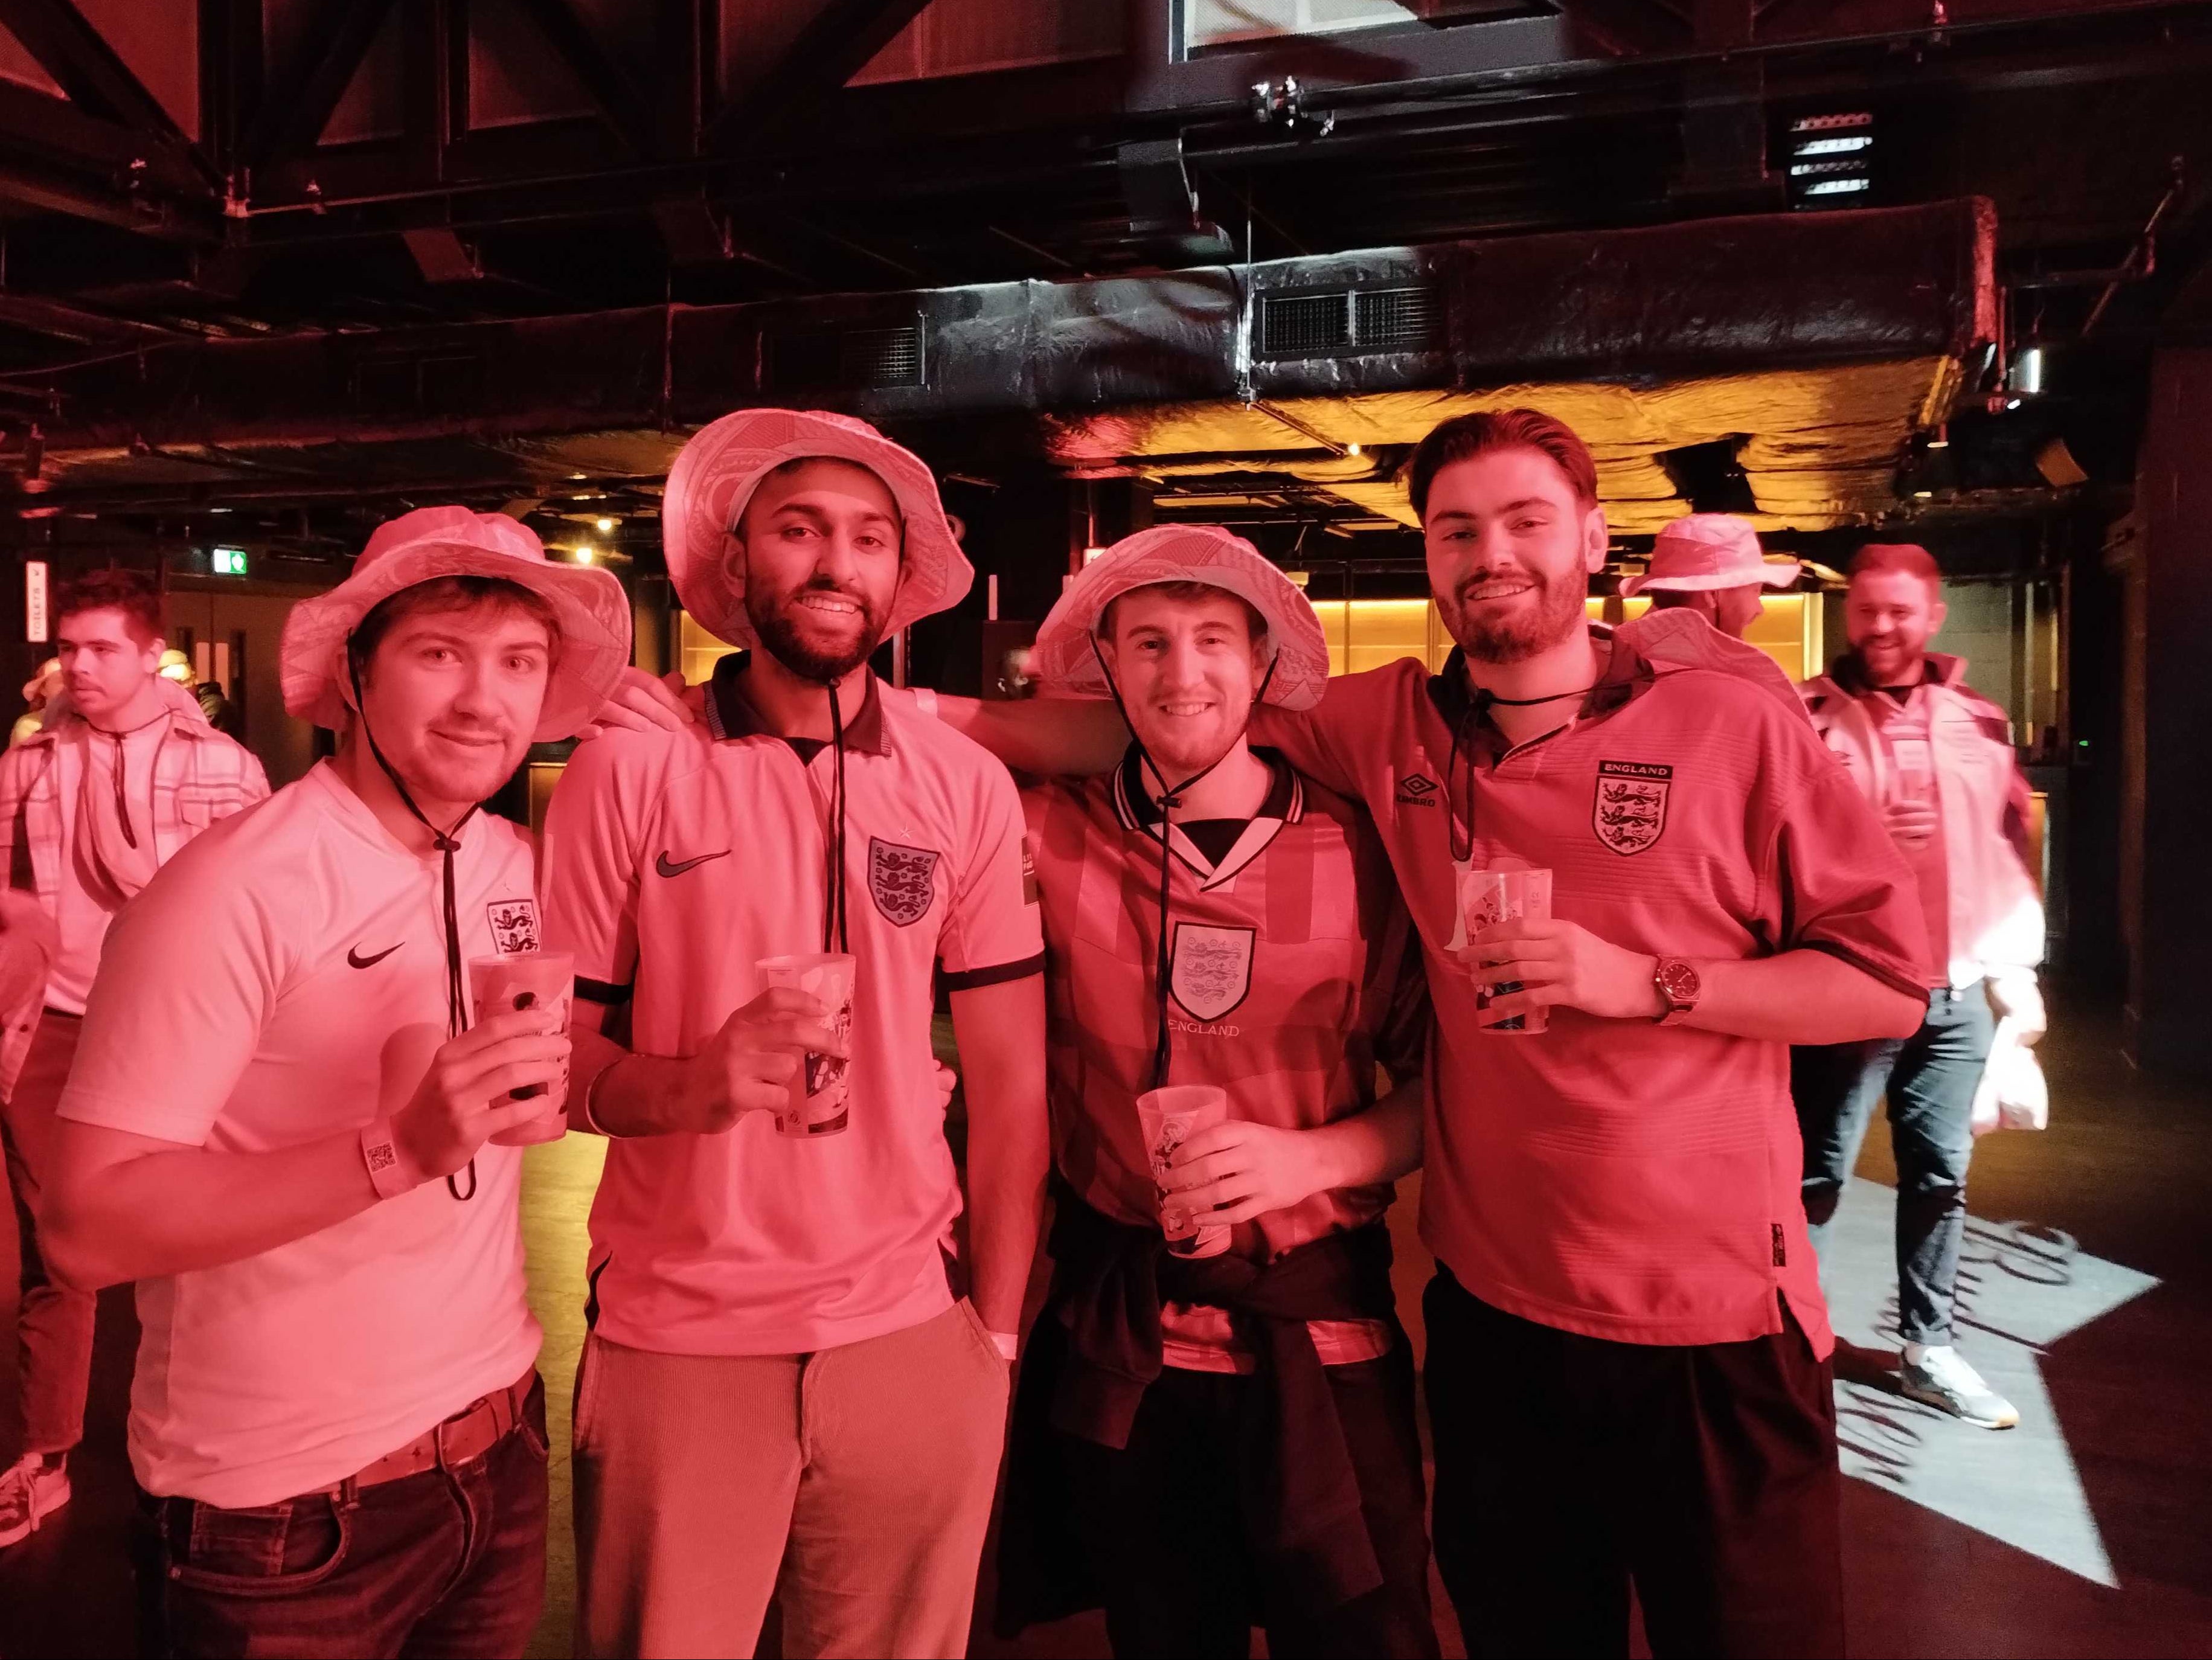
868, 837, 941, 927
1170, 924, 1255, 1022
486, 898, 540, 954
1592, 760, 1672, 856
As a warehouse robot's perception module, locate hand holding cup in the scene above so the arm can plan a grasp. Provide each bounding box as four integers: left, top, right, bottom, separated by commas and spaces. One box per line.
678, 987, 843, 1135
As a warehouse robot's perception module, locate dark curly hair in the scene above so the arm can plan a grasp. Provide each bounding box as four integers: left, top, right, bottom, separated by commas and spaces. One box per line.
53, 567, 162, 646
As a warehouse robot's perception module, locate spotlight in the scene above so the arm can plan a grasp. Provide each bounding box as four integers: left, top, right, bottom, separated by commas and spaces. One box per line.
574, 545, 595, 564
595, 517, 615, 533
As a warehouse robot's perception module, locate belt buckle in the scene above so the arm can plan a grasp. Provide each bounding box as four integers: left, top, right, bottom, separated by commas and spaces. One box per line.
432, 1398, 492, 1472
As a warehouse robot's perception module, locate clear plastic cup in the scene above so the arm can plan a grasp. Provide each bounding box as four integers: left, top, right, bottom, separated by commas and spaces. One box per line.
467, 950, 575, 1144
1460, 867, 1553, 1036
759, 953, 856, 1138
1136, 1085, 1231, 1257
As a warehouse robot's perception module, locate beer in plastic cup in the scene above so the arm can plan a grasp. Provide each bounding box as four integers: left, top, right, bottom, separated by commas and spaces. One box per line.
467, 950, 575, 1144
1461, 867, 1553, 1036
759, 953, 856, 1138
1136, 1085, 1231, 1258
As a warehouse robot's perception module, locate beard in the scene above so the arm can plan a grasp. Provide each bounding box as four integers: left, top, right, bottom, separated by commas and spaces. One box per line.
1439, 565, 1588, 665
748, 577, 888, 683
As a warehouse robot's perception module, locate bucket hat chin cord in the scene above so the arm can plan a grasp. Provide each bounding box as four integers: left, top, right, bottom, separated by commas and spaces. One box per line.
348, 657, 484, 1203
1087, 632, 1278, 1094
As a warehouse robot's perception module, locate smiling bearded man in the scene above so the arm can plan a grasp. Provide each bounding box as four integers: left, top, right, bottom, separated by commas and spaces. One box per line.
541, 409, 1049, 1660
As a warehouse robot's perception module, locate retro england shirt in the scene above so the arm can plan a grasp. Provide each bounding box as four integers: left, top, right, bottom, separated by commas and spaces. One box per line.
56, 763, 544, 1507
1024, 748, 1429, 1371
1250, 610, 1931, 1354
540, 658, 1043, 1356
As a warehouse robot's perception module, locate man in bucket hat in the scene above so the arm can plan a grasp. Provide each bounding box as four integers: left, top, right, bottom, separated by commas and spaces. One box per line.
1618, 513, 1800, 642
992, 527, 1439, 1659
42, 506, 629, 1658
542, 409, 1047, 1659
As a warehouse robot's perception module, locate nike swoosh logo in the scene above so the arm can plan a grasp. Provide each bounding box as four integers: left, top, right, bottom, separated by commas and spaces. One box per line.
347, 943, 402, 969
656, 849, 731, 879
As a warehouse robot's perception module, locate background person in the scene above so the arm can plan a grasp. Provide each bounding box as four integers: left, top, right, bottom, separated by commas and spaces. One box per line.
0, 569, 267, 1550
995, 528, 1438, 1660
9, 659, 59, 748
544, 409, 1048, 1660
41, 508, 630, 1658
1794, 541, 2047, 1430
1618, 513, 1799, 641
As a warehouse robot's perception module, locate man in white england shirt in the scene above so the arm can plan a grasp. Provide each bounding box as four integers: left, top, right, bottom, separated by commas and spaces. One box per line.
42, 508, 630, 1659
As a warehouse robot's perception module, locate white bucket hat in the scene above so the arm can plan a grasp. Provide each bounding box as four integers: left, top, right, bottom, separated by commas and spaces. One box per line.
1620, 513, 1800, 597
281, 505, 632, 743
1030, 525, 1332, 712
661, 408, 973, 649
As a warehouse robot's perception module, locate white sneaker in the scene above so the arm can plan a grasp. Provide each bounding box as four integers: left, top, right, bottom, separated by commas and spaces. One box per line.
0, 1453, 71, 1548
1900, 1346, 2020, 1429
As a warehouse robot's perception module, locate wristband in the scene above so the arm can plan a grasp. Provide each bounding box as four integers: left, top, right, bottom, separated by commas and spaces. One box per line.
911, 686, 940, 720
580, 1057, 624, 1137
989, 1330, 1019, 1362
360, 1117, 418, 1201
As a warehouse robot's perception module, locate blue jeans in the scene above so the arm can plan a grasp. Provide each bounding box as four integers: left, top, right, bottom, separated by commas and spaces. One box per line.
1792, 982, 1995, 1345
134, 1376, 549, 1659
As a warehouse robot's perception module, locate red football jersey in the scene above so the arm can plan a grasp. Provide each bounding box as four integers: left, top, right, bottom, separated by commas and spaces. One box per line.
1024, 750, 1429, 1367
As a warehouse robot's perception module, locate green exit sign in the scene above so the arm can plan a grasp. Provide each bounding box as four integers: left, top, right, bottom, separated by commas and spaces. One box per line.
211, 546, 249, 576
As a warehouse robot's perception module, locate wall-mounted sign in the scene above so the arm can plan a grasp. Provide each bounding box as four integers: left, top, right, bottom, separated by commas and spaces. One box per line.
212, 546, 249, 577
25, 559, 47, 643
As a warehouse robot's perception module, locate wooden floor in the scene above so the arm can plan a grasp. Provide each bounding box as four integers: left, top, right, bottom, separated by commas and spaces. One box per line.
4, 991, 2210, 1658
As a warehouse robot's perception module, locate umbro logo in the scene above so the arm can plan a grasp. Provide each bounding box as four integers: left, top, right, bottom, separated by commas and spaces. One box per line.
347, 943, 402, 969
656, 848, 731, 879
1394, 774, 1440, 807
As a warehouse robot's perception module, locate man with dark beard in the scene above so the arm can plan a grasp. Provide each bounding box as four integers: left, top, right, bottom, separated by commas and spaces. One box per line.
782, 409, 1935, 1658
540, 410, 1048, 1659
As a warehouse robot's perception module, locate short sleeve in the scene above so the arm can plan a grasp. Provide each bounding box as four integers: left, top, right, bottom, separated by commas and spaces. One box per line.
938, 760, 1045, 992
1371, 912, 1433, 1088
1767, 735, 1933, 1000
1248, 700, 1358, 798
540, 733, 651, 1004
57, 843, 278, 1147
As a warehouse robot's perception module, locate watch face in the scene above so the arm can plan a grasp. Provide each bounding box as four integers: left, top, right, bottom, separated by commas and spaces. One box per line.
1659, 959, 1701, 1005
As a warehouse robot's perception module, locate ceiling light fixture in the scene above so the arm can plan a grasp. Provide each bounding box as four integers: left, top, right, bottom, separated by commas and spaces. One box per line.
595, 516, 616, 533
574, 545, 595, 564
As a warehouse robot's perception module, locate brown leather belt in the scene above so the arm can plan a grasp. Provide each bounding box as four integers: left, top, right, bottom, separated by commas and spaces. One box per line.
316, 1368, 536, 1498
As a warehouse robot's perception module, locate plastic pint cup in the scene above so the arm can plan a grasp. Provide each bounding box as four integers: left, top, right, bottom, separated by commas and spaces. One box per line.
759, 953, 856, 1138
467, 950, 575, 1144
1461, 867, 1553, 1036
1136, 1085, 1231, 1258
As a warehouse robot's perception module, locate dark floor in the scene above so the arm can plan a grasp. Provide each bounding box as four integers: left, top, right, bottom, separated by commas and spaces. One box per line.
3, 993, 2209, 1659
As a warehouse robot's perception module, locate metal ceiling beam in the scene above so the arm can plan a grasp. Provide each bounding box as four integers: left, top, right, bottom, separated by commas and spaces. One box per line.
706, 0, 935, 150
240, 0, 400, 176
196, 0, 264, 185
0, 0, 217, 186
0, 79, 219, 236
510, 0, 659, 158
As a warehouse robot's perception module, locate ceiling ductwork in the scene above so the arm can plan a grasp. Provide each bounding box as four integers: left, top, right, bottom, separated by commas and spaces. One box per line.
8, 199, 1994, 532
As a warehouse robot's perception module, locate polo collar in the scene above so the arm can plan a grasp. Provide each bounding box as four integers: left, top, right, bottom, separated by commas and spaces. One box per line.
705, 650, 891, 757
1112, 743, 1303, 890
1425, 625, 1649, 737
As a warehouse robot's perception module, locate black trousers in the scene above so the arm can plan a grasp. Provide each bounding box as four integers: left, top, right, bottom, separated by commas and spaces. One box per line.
1424, 1271, 1845, 1660
1057, 1346, 1440, 1660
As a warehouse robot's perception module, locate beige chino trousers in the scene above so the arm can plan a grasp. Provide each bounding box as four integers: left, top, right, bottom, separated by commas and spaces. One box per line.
572, 1300, 1010, 1659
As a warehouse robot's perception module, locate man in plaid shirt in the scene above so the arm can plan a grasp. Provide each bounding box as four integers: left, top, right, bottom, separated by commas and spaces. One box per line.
0, 568, 267, 1547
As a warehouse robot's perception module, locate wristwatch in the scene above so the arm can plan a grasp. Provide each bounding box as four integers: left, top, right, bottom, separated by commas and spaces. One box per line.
1653, 957, 1702, 1027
